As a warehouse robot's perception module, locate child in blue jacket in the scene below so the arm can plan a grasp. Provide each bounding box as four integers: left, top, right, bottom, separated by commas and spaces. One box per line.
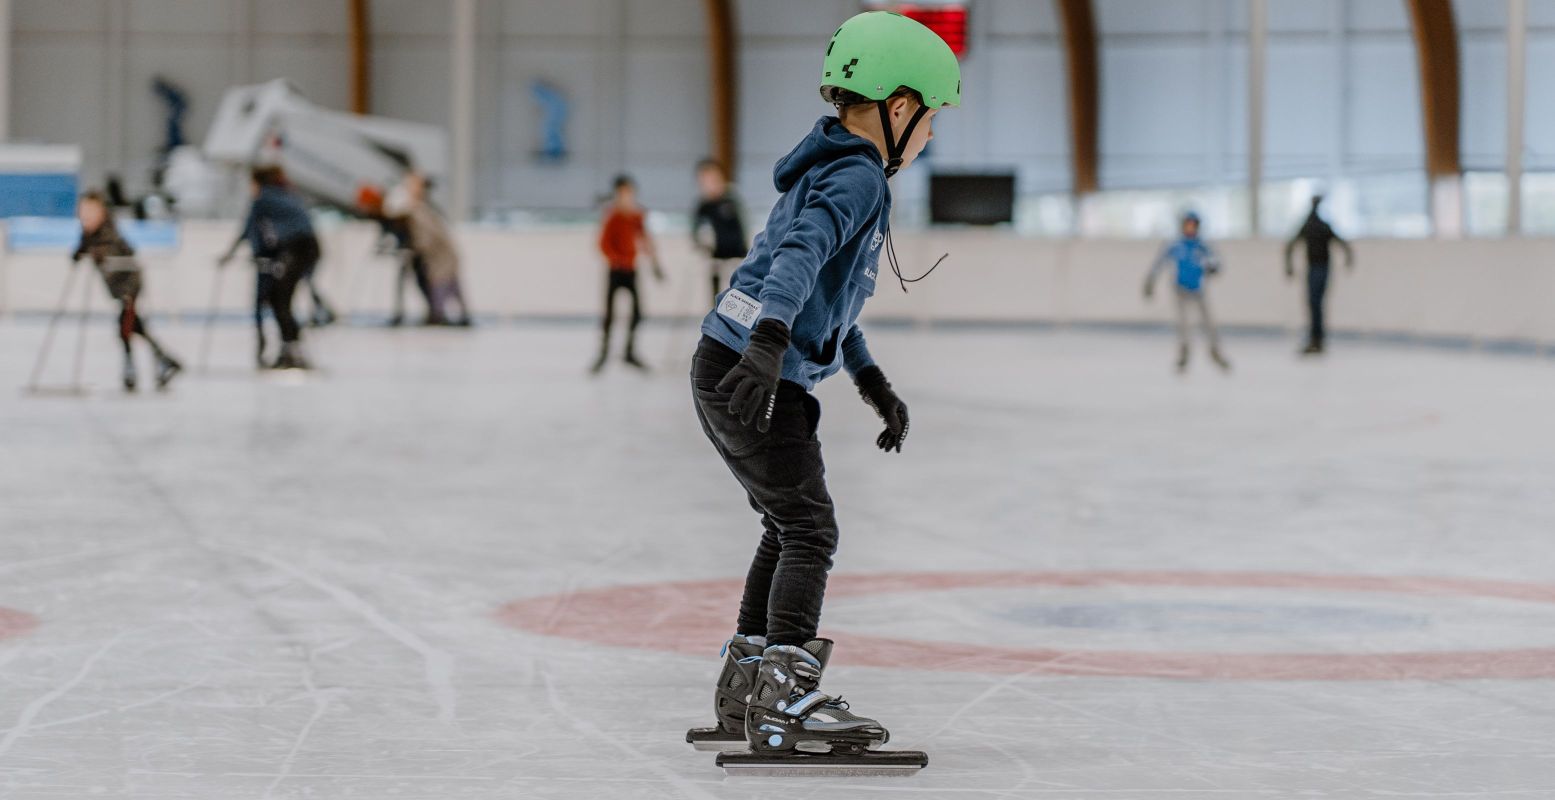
687, 11, 960, 762
1144, 211, 1231, 373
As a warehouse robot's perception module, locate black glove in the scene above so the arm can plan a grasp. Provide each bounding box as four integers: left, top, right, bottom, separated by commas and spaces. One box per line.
716, 319, 790, 432
854, 365, 909, 453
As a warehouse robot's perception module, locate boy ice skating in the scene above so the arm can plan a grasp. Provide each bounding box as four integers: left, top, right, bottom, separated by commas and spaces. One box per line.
1144, 211, 1231, 373
691, 158, 749, 305
1284, 194, 1354, 355
592, 175, 664, 372
219, 166, 322, 370
72, 191, 182, 392
685, 11, 958, 775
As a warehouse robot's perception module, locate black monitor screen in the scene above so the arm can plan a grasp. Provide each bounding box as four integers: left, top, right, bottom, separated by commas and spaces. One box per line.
929, 172, 1016, 225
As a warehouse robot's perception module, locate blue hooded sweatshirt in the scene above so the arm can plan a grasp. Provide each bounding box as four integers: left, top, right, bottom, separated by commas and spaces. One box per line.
1148, 236, 1219, 292
700, 117, 889, 390
239, 185, 316, 259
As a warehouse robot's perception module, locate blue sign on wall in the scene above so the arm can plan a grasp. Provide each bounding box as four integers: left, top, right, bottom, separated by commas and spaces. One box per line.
0, 174, 79, 219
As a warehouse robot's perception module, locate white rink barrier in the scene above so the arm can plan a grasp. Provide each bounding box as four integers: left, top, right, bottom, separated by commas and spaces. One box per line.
1, 220, 1551, 348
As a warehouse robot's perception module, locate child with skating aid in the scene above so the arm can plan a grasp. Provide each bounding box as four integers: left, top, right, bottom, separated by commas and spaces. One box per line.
592, 175, 664, 372
1143, 211, 1231, 373
72, 191, 182, 392
387, 172, 471, 327
691, 158, 749, 305
685, 11, 959, 774
219, 166, 322, 370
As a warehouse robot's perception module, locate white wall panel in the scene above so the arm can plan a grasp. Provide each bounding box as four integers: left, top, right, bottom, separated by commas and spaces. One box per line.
1096, 0, 1212, 36
9, 39, 109, 181
249, 0, 345, 37
736, 0, 846, 39
502, 0, 618, 38
1345, 39, 1421, 169
373, 44, 452, 128
125, 0, 238, 35
1264, 40, 1337, 178
1524, 36, 1555, 170
13, 0, 103, 33
985, 0, 1057, 37
1460, 36, 1507, 169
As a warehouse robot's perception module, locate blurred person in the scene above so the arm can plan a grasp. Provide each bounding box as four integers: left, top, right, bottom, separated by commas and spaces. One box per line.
683, 11, 956, 769
1144, 211, 1230, 373
1284, 194, 1354, 355
592, 174, 664, 372
358, 185, 433, 327
218, 166, 321, 370
388, 173, 470, 326
71, 190, 182, 391
691, 158, 749, 304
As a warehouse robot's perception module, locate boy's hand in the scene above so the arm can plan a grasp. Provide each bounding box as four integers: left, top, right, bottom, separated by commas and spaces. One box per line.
855, 366, 909, 453
716, 319, 790, 432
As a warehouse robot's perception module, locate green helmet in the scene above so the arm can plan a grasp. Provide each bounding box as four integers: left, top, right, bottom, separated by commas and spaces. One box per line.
820, 11, 961, 109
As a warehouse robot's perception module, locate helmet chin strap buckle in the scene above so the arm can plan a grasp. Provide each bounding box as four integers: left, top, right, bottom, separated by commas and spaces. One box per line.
876, 100, 929, 179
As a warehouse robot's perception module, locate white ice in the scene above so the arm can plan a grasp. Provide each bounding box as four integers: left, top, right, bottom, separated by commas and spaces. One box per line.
2, 318, 1554, 799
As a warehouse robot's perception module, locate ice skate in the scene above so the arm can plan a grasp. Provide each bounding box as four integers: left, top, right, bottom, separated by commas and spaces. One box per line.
154, 354, 182, 391
1210, 348, 1232, 372
623, 350, 650, 372
1175, 345, 1189, 374
684, 634, 768, 751
1301, 341, 1324, 356
122, 355, 138, 393
271, 342, 311, 371
716, 640, 926, 777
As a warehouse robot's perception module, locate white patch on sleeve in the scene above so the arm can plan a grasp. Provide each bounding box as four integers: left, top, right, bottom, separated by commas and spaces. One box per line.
717, 288, 762, 330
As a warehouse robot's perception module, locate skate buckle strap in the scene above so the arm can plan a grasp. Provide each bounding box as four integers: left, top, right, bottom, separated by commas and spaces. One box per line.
784, 690, 830, 717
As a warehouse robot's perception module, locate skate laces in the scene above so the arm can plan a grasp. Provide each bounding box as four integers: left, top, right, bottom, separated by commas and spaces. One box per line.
884, 227, 948, 294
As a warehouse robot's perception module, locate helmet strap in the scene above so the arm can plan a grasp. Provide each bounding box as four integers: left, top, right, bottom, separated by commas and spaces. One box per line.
877, 101, 929, 178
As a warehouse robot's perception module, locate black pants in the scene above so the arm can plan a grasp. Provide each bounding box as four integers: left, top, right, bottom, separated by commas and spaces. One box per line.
691, 337, 836, 646
103, 273, 161, 357
600, 269, 642, 356
272, 235, 320, 343
1306, 262, 1330, 346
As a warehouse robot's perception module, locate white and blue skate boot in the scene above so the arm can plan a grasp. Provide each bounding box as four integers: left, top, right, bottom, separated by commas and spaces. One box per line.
717, 639, 926, 776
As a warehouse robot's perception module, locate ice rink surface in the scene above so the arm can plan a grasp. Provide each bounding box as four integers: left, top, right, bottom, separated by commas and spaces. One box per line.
3, 318, 1555, 799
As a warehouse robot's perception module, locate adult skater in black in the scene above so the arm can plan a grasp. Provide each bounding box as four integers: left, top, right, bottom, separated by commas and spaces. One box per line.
1284, 194, 1354, 355
71, 190, 182, 391
684, 10, 959, 776
691, 158, 748, 304
219, 166, 321, 370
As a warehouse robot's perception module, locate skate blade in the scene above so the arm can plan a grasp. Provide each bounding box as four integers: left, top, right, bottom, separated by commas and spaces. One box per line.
716, 749, 927, 777
685, 727, 745, 752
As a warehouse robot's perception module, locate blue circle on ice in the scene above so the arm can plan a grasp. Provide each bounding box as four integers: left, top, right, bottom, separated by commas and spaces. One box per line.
1005, 602, 1427, 635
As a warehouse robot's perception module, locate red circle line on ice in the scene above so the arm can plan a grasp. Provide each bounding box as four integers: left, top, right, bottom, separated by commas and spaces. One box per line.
494, 571, 1555, 681
0, 607, 39, 642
